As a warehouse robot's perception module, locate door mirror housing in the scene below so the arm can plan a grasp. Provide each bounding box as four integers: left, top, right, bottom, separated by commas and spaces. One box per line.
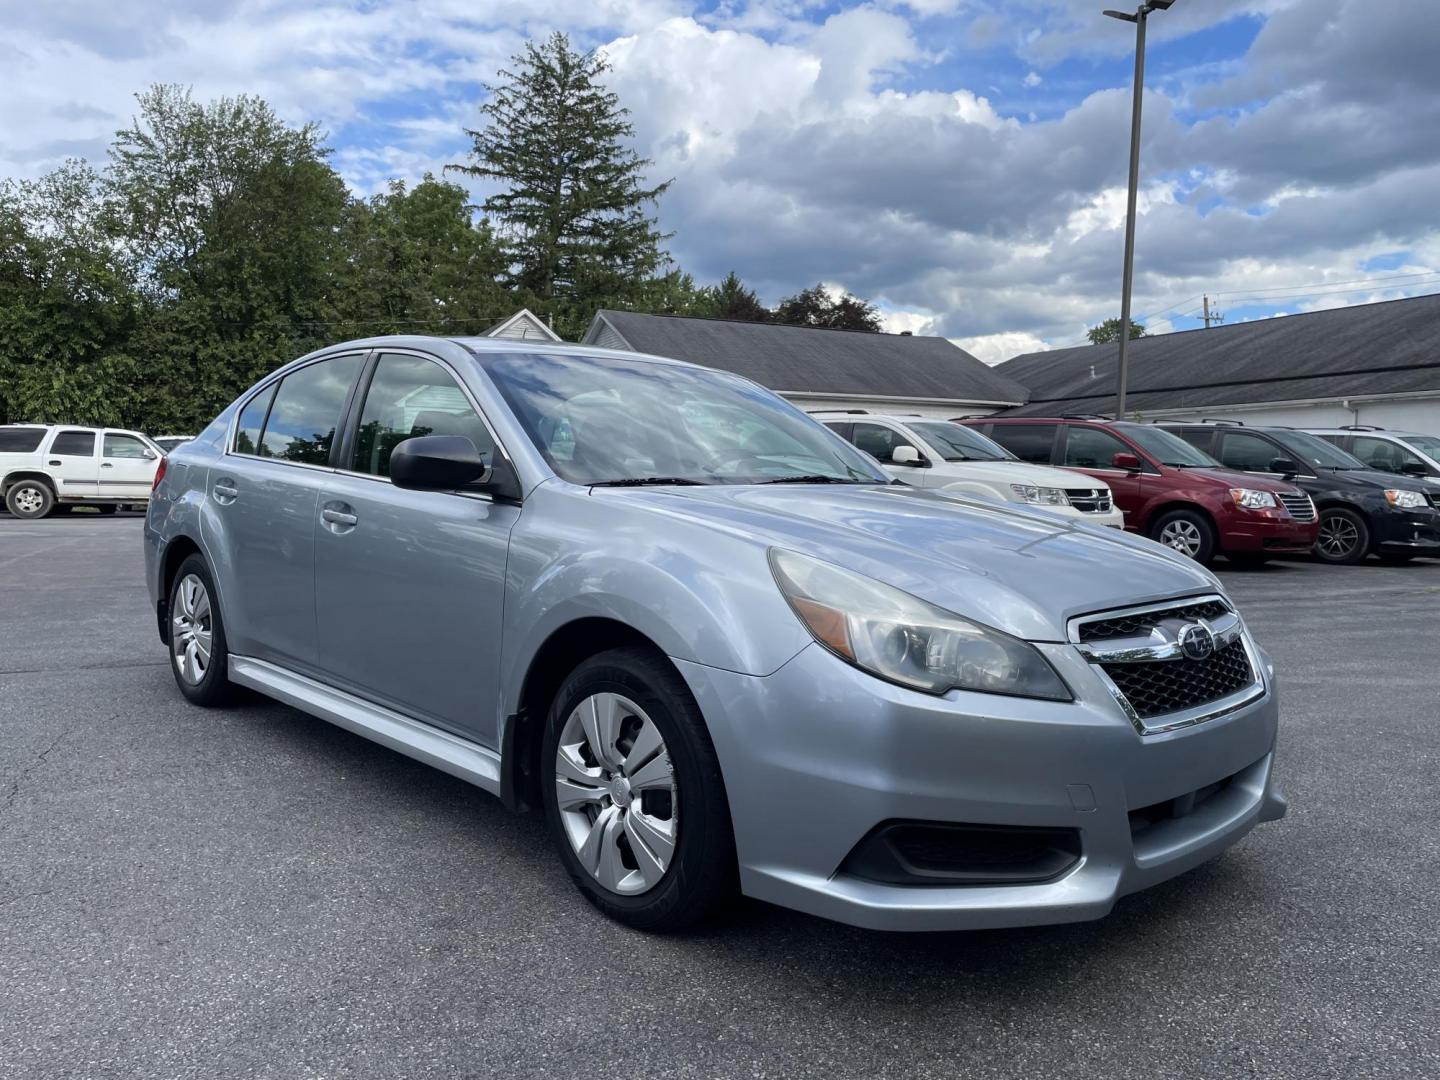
1111, 452, 1142, 471
389, 435, 522, 501
1400, 460, 1428, 477
891, 445, 925, 466
143, 448, 158, 460
1269, 457, 1300, 477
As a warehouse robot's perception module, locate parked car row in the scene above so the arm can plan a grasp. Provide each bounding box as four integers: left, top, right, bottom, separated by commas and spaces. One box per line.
956, 416, 1440, 567
146, 335, 1290, 934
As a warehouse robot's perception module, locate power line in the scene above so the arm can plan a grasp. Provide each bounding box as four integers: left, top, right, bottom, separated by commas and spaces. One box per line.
1208, 268, 1440, 299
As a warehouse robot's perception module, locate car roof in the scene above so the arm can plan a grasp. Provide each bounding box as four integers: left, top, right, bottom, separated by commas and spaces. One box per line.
1302, 427, 1425, 437
298, 333, 699, 371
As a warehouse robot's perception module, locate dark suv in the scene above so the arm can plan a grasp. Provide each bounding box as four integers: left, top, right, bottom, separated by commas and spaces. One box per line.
1159, 422, 1440, 564
964, 417, 1319, 566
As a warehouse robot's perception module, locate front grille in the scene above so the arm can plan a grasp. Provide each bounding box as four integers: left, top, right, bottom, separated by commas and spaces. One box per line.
1065, 488, 1113, 514
839, 821, 1082, 886
1101, 638, 1254, 719
1427, 492, 1440, 510
1077, 599, 1229, 643
1277, 491, 1316, 521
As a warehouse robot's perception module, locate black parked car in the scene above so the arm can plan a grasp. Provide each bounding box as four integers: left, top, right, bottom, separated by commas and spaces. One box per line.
1159, 422, 1440, 564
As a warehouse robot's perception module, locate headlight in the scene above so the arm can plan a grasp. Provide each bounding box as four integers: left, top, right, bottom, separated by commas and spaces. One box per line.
1385, 489, 1427, 509
1229, 488, 1277, 510
1009, 484, 1070, 506
769, 549, 1071, 700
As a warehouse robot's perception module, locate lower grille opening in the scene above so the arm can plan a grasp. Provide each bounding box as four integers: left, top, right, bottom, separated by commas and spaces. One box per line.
839, 821, 1082, 887
1129, 774, 1235, 838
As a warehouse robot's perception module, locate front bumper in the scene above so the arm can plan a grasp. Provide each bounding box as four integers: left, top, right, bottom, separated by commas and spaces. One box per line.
1374, 507, 1440, 555
1049, 504, 1125, 529
1220, 513, 1318, 554
676, 640, 1284, 932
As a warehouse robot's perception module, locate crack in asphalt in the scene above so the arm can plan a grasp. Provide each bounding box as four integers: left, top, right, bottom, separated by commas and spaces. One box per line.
1, 722, 89, 813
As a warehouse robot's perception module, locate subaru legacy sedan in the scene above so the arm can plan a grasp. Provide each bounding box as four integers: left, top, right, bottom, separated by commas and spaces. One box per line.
145, 337, 1287, 932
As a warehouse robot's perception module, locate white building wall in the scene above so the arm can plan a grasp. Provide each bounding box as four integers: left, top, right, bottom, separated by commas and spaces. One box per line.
1140, 395, 1440, 434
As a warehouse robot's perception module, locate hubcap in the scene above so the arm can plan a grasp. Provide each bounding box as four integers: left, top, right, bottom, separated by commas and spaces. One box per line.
1160, 520, 1203, 558
554, 692, 678, 896
171, 574, 214, 685
1318, 516, 1360, 557
14, 487, 43, 514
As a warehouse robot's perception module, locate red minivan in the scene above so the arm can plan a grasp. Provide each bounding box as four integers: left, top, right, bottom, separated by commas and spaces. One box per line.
961, 417, 1321, 565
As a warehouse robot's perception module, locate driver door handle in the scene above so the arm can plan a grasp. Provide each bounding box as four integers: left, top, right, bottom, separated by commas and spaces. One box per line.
321, 505, 358, 529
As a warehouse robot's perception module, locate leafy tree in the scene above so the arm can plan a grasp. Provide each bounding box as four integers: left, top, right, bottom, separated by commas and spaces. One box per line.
773, 283, 882, 332
449, 32, 671, 334
699, 271, 770, 323
1086, 317, 1146, 344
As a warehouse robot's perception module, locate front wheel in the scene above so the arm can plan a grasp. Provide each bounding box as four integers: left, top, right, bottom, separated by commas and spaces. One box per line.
168, 555, 235, 706
541, 646, 737, 931
5, 480, 55, 519
1151, 509, 1218, 565
1314, 508, 1370, 565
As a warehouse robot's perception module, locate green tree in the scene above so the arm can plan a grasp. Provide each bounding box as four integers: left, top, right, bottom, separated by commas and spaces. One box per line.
698, 271, 770, 323
335, 175, 512, 337
1086, 317, 1146, 344
773, 283, 882, 332
108, 85, 352, 428
449, 32, 671, 334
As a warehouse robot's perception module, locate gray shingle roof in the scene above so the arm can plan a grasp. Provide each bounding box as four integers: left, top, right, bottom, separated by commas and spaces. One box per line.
997, 292, 1440, 416
584, 310, 1029, 406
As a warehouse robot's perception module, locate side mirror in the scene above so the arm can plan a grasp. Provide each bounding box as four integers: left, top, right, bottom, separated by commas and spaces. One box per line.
1400, 461, 1428, 477
1269, 457, 1300, 476
891, 445, 924, 466
390, 435, 522, 502
143, 448, 158, 460
1112, 452, 1142, 471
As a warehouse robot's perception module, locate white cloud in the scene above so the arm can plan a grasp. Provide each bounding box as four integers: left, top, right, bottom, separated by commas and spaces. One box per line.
1023, 71, 1042, 88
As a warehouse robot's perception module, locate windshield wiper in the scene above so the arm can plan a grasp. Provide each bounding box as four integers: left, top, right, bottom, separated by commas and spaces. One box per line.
590, 477, 709, 487
758, 474, 864, 484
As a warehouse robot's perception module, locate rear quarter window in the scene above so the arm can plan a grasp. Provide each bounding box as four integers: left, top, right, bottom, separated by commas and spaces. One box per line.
988, 424, 1058, 464
0, 428, 46, 453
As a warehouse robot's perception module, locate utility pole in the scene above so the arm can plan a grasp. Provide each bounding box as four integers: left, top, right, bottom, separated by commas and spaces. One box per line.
1103, 1, 1174, 417
1202, 294, 1224, 329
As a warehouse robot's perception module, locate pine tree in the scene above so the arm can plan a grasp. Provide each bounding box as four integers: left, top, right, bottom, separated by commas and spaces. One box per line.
702, 271, 771, 323
450, 32, 671, 319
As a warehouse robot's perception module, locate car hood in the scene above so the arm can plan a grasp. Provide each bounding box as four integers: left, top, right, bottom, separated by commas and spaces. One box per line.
926, 459, 1112, 492
606, 483, 1220, 642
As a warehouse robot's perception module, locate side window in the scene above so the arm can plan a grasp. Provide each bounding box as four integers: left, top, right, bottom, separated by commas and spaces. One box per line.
1062, 426, 1130, 469
234, 384, 276, 456
351, 353, 495, 478
989, 424, 1057, 464
0, 428, 46, 452
1219, 432, 1282, 473
257, 355, 363, 464
1350, 435, 1421, 474
103, 433, 151, 459
851, 423, 905, 464
822, 422, 853, 441
51, 430, 96, 457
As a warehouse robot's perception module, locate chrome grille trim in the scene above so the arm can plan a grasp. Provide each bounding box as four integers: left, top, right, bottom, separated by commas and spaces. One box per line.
1277, 492, 1316, 522
1064, 488, 1113, 514
1068, 594, 1267, 736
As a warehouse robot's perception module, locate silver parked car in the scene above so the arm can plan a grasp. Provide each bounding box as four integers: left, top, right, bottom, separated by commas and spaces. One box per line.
145, 337, 1287, 931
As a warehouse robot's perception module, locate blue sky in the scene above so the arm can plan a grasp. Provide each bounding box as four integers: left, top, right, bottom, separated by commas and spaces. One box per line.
4, 0, 1439, 361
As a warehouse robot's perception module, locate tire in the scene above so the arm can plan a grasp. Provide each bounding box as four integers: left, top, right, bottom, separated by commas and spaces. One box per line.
98, 504, 119, 515
5, 480, 55, 520
1314, 507, 1370, 565
167, 554, 235, 707
1150, 508, 1218, 565
541, 646, 738, 931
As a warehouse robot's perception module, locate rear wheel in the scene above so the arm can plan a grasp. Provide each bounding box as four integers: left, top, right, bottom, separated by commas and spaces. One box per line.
1315, 508, 1370, 565
1151, 509, 1218, 565
5, 480, 55, 520
168, 555, 235, 706
541, 646, 737, 931
98, 504, 119, 515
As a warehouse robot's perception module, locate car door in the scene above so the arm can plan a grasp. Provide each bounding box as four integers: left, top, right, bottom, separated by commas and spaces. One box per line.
1057, 425, 1141, 522
207, 352, 365, 673
44, 429, 101, 498
313, 350, 521, 747
1349, 434, 1432, 478
99, 432, 160, 500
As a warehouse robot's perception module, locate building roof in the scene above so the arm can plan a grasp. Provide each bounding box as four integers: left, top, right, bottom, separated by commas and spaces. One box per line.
583, 310, 1029, 406
997, 292, 1440, 416
484, 308, 563, 343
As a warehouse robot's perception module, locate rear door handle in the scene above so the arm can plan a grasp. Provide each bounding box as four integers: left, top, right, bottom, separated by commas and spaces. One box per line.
101, 463, 114, 468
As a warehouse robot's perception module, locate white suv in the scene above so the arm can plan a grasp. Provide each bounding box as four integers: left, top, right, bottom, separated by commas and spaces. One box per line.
0, 424, 163, 519
1305, 427, 1440, 482
816, 413, 1125, 528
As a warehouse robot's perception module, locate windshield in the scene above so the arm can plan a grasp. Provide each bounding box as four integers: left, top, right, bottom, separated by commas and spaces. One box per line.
1122, 424, 1221, 468
1402, 435, 1440, 457
908, 421, 1014, 462
1269, 430, 1366, 470
480, 353, 890, 486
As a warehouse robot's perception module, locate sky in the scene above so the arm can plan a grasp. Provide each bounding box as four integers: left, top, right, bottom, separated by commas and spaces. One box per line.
3, 0, 1439, 362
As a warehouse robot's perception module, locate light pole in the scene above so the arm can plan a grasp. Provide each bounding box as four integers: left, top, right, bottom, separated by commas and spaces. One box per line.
1103, 0, 1172, 417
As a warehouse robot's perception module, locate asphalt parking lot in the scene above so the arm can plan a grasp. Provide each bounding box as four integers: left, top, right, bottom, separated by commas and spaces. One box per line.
2, 514, 1437, 1079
